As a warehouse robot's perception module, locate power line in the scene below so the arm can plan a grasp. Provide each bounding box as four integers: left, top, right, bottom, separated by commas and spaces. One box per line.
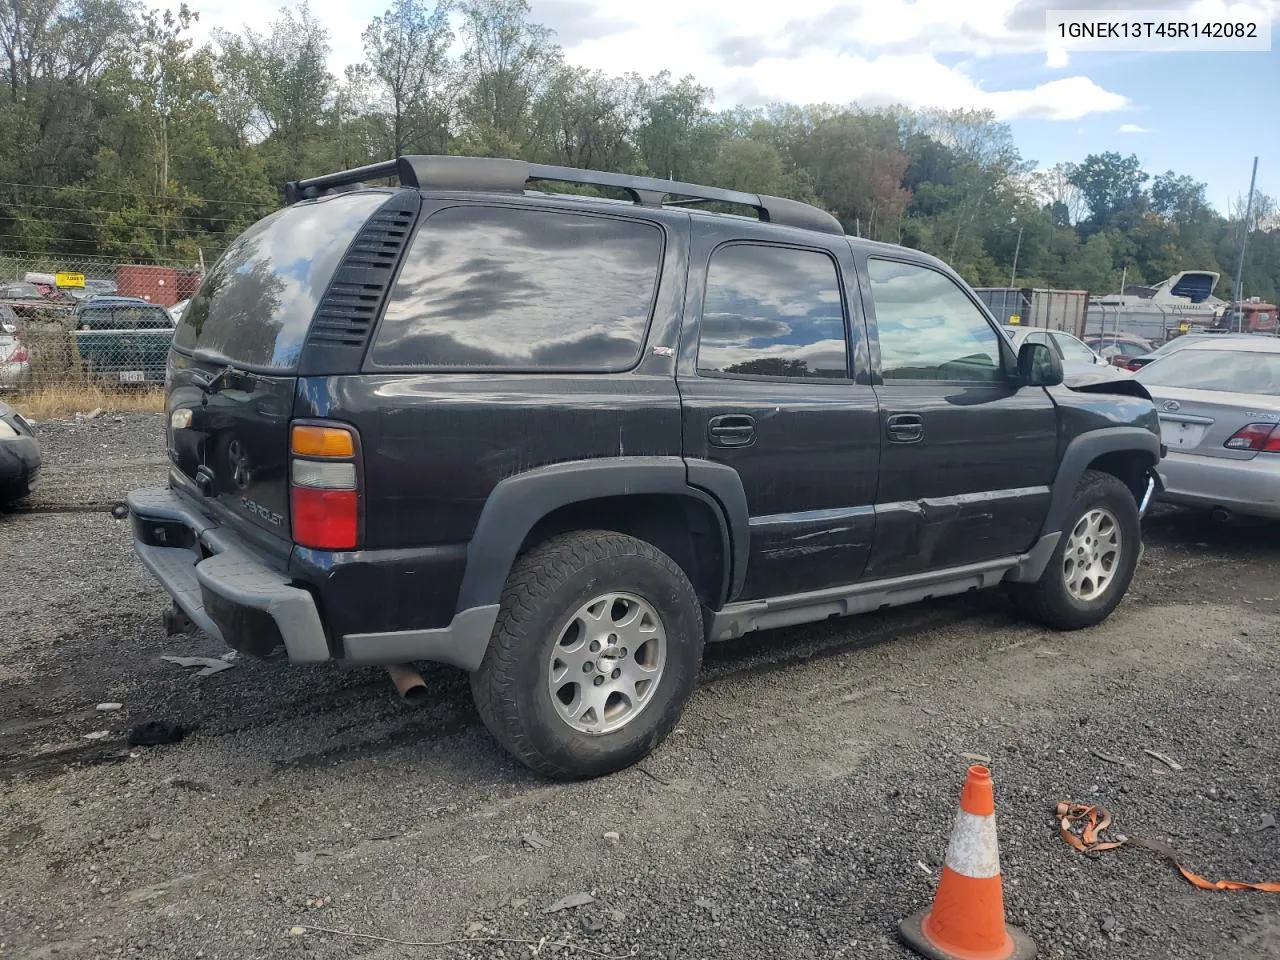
0, 179, 273, 208
0, 201, 262, 225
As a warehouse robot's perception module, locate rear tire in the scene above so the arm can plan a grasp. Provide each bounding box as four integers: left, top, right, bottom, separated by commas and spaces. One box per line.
470, 530, 704, 780
1012, 470, 1141, 630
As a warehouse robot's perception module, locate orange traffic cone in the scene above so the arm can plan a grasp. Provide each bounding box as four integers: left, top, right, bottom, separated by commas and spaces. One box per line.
899, 765, 1037, 960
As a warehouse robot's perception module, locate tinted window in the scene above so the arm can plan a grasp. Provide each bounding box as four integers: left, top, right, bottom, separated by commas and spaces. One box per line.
867, 259, 1002, 382
174, 190, 389, 369
370, 206, 662, 371
697, 244, 847, 379
1136, 349, 1280, 395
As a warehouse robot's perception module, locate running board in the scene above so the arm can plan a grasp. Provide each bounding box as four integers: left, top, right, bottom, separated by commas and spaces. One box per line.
707, 548, 1047, 643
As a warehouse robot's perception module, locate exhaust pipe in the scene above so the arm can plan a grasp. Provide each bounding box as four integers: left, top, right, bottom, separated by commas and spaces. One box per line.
386, 664, 428, 705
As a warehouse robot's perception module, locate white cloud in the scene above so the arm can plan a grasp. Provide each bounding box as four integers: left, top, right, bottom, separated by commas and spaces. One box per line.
185, 0, 1199, 121
1118, 123, 1154, 134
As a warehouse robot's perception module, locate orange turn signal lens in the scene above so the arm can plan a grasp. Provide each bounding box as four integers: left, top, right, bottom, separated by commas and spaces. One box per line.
291, 424, 355, 459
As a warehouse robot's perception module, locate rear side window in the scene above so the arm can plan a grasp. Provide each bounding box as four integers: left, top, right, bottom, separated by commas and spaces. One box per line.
369, 205, 662, 371
173, 190, 389, 369
697, 243, 848, 380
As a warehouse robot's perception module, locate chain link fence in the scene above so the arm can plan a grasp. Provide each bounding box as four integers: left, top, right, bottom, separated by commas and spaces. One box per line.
1, 254, 201, 402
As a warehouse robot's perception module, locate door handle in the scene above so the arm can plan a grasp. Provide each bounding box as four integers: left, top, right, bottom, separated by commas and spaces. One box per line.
708, 414, 756, 448
886, 413, 924, 443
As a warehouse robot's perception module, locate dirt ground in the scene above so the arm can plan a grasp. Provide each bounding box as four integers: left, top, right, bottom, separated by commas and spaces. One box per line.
1, 413, 1277, 960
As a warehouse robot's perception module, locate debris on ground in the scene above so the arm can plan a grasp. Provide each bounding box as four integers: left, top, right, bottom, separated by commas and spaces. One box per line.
95, 702, 122, 712
1143, 749, 1183, 771
522, 831, 552, 851
603, 831, 620, 845
960, 752, 991, 764
127, 720, 187, 747
1056, 800, 1280, 892
543, 892, 596, 914
82, 730, 110, 740
1090, 748, 1136, 768
160, 655, 236, 677
1255, 813, 1276, 832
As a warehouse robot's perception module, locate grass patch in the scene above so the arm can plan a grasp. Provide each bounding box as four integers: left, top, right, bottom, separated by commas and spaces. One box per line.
10, 384, 165, 420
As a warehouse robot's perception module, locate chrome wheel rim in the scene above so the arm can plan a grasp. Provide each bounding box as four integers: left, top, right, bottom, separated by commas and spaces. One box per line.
1063, 507, 1122, 602
546, 592, 667, 735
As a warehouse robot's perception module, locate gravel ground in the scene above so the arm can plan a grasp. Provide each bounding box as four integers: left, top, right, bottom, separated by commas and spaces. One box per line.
1, 414, 1277, 960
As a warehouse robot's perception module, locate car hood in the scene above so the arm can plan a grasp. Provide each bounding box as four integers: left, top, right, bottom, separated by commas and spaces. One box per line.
1062, 365, 1153, 402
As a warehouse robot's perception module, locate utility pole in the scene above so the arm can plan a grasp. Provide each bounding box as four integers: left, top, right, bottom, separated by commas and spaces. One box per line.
1009, 225, 1023, 288
1232, 156, 1259, 333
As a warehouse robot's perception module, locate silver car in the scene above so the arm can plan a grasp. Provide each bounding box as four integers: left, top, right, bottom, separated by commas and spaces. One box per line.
1135, 338, 1280, 520
1003, 325, 1131, 379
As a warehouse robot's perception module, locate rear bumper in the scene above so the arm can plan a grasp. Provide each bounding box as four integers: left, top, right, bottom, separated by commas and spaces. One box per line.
128, 486, 498, 669
1155, 451, 1280, 519
128, 488, 330, 661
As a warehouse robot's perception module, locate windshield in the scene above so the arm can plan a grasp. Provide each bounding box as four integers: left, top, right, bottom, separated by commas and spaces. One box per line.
172, 190, 389, 369
0, 283, 42, 299
1136, 349, 1280, 396
77, 304, 173, 331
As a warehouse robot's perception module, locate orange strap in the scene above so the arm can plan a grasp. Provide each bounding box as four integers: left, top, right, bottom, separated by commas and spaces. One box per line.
1056, 801, 1280, 893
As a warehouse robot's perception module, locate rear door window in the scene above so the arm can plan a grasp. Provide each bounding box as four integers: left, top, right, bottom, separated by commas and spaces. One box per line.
696, 243, 848, 380
173, 190, 390, 370
369, 205, 663, 371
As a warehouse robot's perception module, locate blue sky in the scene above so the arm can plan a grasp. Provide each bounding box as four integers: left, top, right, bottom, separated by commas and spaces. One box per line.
193, 0, 1279, 212
985, 48, 1278, 211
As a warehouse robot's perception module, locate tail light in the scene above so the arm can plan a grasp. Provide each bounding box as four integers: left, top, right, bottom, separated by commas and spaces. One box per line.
1224, 423, 1280, 453
289, 422, 360, 550
8, 344, 28, 363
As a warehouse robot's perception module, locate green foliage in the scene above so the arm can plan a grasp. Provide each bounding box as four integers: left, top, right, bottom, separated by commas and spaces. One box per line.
0, 0, 1275, 305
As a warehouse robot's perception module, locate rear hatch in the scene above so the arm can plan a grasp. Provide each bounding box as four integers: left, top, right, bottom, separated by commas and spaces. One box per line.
167, 189, 392, 541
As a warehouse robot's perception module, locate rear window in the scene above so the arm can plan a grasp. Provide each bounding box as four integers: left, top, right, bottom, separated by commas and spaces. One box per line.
173, 190, 389, 369
369, 205, 663, 371
1136, 349, 1280, 395
77, 305, 172, 331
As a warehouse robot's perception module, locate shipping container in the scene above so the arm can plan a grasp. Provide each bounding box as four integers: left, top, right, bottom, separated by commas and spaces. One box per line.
972, 287, 1090, 337
115, 265, 203, 307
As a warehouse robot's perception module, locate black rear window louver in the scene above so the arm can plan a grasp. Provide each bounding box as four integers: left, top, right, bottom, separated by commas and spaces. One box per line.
298, 189, 422, 375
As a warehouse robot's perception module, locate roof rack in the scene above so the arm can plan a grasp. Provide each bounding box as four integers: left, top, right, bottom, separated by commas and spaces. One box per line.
284, 155, 844, 236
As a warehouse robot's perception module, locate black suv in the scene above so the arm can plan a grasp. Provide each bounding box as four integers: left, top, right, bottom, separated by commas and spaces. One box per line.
128, 156, 1164, 779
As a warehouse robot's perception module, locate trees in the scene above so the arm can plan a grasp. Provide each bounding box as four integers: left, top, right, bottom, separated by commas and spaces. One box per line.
0, 0, 1274, 303
361, 0, 453, 156
1069, 152, 1149, 226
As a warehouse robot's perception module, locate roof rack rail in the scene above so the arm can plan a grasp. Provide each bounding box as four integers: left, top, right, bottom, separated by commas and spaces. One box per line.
284, 155, 844, 236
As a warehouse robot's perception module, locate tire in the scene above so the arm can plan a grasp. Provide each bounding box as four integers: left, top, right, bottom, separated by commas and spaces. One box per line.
1011, 470, 1141, 630
469, 530, 704, 780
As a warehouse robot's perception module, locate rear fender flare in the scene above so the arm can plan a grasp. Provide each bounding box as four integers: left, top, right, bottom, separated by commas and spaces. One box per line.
455, 456, 749, 614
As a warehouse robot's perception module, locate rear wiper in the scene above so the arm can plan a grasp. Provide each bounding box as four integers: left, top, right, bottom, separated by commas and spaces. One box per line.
191, 349, 236, 394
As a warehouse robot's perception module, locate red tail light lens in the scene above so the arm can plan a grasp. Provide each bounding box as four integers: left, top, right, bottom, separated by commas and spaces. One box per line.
291, 488, 359, 549
1224, 423, 1280, 453
9, 344, 28, 362
289, 422, 360, 550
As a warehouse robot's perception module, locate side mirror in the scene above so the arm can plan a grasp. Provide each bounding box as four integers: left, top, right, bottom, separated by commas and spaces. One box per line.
1017, 341, 1063, 387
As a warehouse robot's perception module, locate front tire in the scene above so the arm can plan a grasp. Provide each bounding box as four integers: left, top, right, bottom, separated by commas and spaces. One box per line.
1012, 470, 1141, 630
470, 530, 704, 780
